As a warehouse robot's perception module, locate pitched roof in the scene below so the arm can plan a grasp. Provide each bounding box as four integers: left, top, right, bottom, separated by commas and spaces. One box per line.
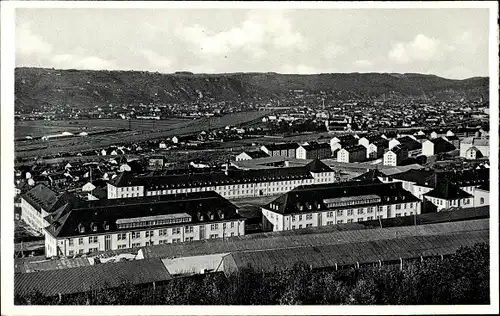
390, 168, 488, 188
305, 159, 333, 173
265, 181, 419, 215
397, 136, 422, 151
342, 145, 366, 153
262, 143, 300, 151
300, 142, 331, 151
14, 258, 171, 297
44, 191, 243, 238
424, 182, 472, 199
21, 184, 75, 213
241, 151, 270, 159
352, 169, 387, 181
429, 137, 456, 153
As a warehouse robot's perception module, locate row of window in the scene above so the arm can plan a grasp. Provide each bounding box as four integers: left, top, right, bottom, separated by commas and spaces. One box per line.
117, 217, 190, 229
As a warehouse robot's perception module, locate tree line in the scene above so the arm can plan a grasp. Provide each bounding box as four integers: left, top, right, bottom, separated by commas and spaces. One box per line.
15, 242, 489, 305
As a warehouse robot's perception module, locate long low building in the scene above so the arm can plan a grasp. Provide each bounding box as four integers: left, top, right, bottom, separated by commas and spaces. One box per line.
43, 191, 246, 257
107, 159, 336, 200
261, 180, 421, 232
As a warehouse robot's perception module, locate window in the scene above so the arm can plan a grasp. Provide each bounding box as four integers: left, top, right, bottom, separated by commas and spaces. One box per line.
68, 250, 74, 256
117, 245, 127, 249
132, 232, 140, 239
118, 233, 127, 240
336, 220, 343, 224
357, 218, 363, 222
210, 234, 219, 239
68, 239, 74, 246
292, 215, 296, 221
185, 237, 194, 242
347, 219, 354, 223
292, 225, 296, 229
298, 215, 303, 221
368, 207, 374, 214
132, 243, 141, 248
230, 232, 235, 237
185, 226, 194, 233
145, 241, 154, 246
306, 214, 313, 220
173, 227, 181, 234
396, 204, 401, 210
230, 222, 235, 228
347, 210, 353, 216
145, 230, 154, 238
89, 247, 98, 253
78, 249, 84, 254
299, 225, 303, 229
306, 223, 312, 228
357, 209, 363, 215
78, 238, 84, 245
89, 236, 98, 243
159, 229, 168, 236
210, 224, 219, 230
367, 216, 373, 220
377, 215, 383, 219
480, 197, 485, 205
396, 214, 401, 217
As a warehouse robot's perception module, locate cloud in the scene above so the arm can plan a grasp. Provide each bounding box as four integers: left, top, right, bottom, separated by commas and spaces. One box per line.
388, 34, 454, 64
51, 54, 116, 70
354, 59, 373, 67
139, 49, 173, 69
16, 23, 53, 56
323, 44, 345, 58
176, 10, 306, 59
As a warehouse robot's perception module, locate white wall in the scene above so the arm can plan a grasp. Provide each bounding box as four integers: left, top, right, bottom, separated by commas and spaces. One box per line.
422, 141, 434, 156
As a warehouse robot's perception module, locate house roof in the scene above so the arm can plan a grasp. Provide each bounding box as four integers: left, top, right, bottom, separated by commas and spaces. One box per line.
397, 136, 422, 151
44, 191, 243, 238
241, 151, 270, 159
265, 181, 419, 215
14, 258, 171, 297
390, 168, 488, 188
223, 229, 488, 273
461, 137, 489, 146
262, 143, 300, 151
89, 187, 107, 200
306, 159, 333, 173
424, 182, 472, 200
428, 138, 456, 153
352, 169, 387, 181
21, 184, 75, 213
300, 142, 331, 151
342, 145, 366, 153
389, 144, 406, 154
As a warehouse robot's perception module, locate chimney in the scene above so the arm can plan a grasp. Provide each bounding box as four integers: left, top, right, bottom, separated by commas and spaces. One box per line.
224, 159, 230, 176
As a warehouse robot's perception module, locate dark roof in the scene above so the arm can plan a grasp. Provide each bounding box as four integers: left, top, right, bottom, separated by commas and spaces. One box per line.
353, 169, 387, 181
333, 134, 357, 143
371, 138, 389, 148
266, 181, 420, 215
306, 159, 333, 173
362, 134, 384, 143
21, 184, 75, 213
477, 182, 489, 191
91, 179, 107, 188
44, 191, 243, 238
300, 142, 331, 151
389, 144, 406, 154
391, 168, 489, 188
424, 182, 473, 199
262, 143, 300, 151
397, 137, 422, 151
90, 187, 107, 199
223, 230, 487, 273
429, 137, 456, 153
445, 135, 460, 141
342, 145, 366, 153
14, 258, 171, 297
243, 151, 270, 159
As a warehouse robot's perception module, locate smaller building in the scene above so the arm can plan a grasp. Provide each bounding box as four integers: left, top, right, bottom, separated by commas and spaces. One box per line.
367, 139, 387, 159
260, 143, 300, 159
422, 138, 455, 156
460, 137, 489, 159
383, 145, 408, 166
423, 182, 473, 211
235, 150, 270, 161
337, 145, 366, 163
296, 142, 331, 160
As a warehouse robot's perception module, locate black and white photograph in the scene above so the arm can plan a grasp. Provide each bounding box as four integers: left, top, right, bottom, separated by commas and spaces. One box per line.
1, 1, 498, 314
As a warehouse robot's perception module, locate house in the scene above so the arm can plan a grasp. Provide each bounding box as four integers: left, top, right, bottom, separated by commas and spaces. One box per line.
82, 179, 107, 192
423, 182, 473, 211
107, 160, 335, 200
261, 180, 421, 232
330, 134, 357, 154
474, 183, 489, 207
235, 151, 270, 161
460, 137, 489, 159
296, 142, 331, 160
383, 145, 408, 166
159, 141, 167, 149
43, 191, 246, 257
390, 136, 422, 157
358, 134, 384, 149
337, 145, 366, 163
49, 173, 69, 186
260, 143, 300, 158
422, 138, 455, 156
366, 139, 387, 159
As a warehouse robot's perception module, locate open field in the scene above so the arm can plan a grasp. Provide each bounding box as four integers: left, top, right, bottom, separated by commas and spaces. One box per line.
15, 111, 270, 159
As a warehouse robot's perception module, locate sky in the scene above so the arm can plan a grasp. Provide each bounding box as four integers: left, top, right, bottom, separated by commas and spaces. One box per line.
15, 8, 490, 79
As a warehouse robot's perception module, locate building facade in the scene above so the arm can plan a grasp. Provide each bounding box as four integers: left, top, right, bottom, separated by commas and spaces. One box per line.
107, 160, 336, 200
383, 145, 408, 166
43, 191, 246, 257
460, 137, 489, 159
261, 181, 421, 232
337, 145, 366, 163
296, 143, 331, 160
260, 143, 300, 158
